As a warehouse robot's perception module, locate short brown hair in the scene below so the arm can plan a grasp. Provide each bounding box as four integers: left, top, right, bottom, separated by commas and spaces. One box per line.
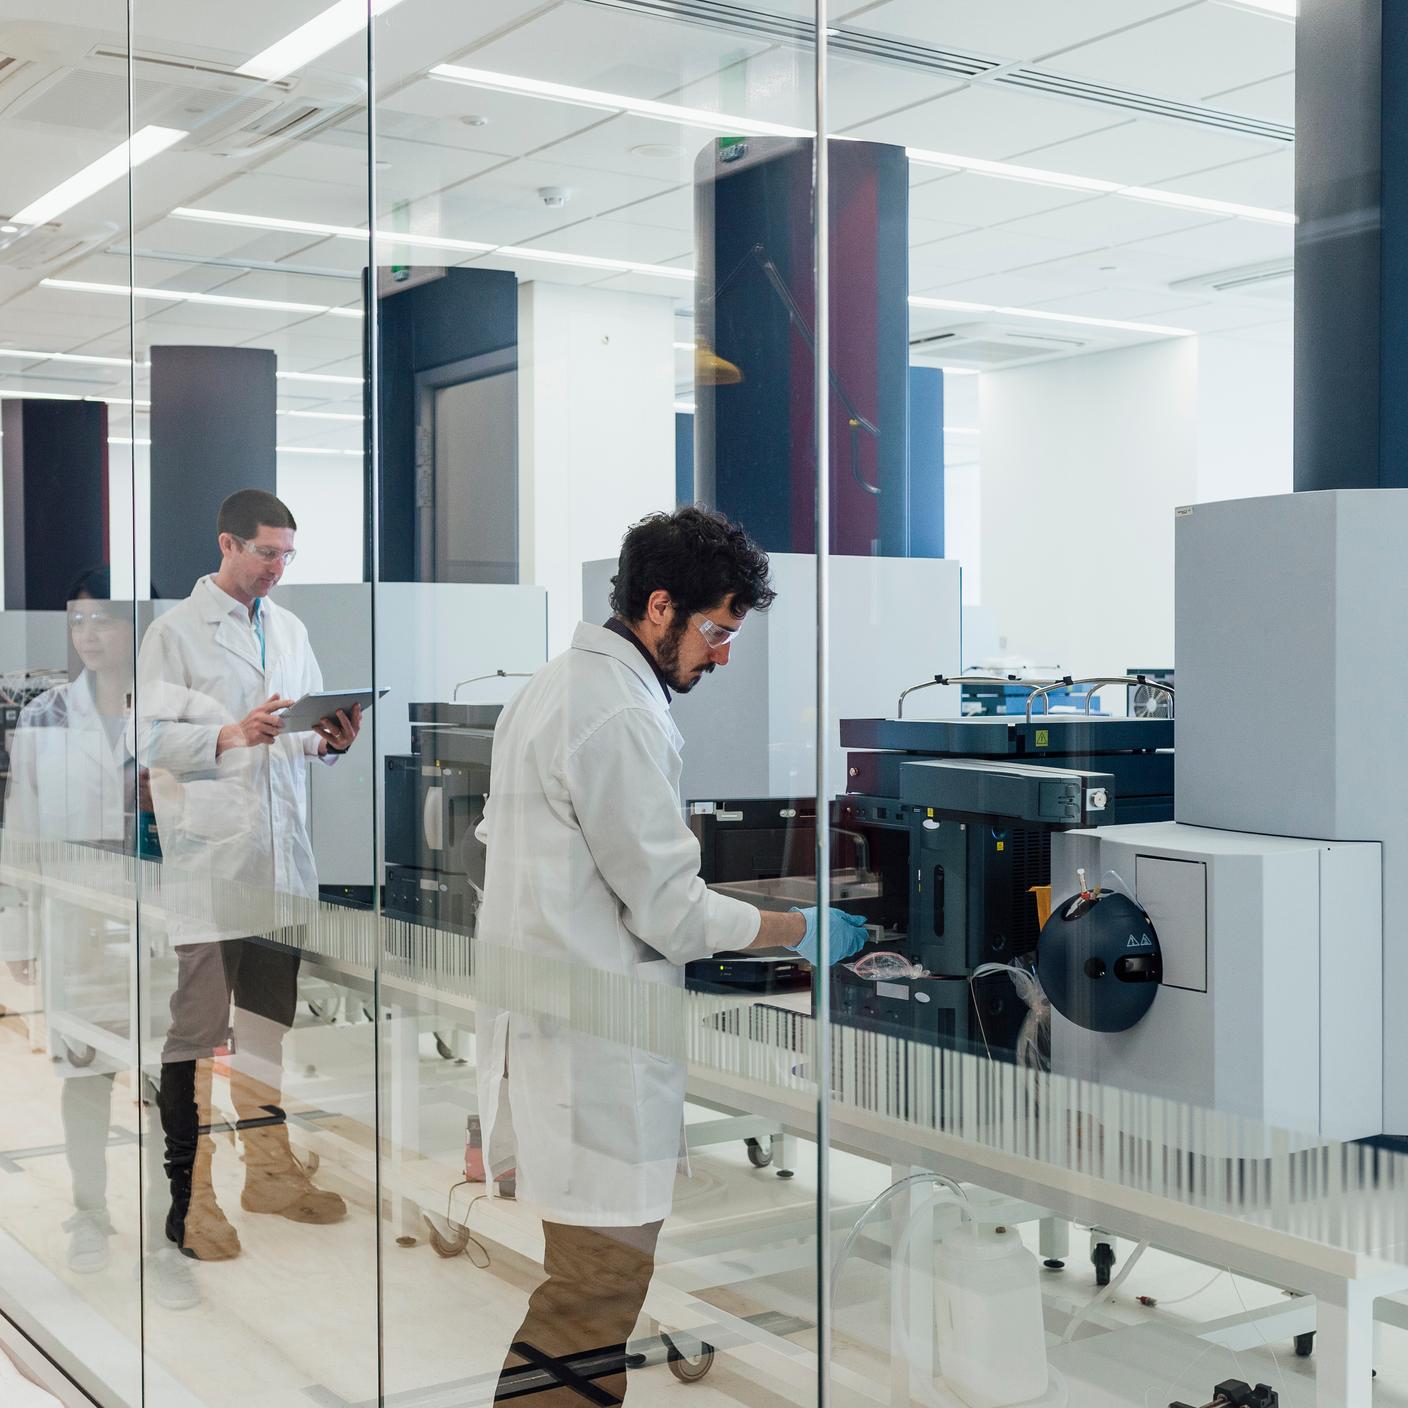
217, 489, 297, 539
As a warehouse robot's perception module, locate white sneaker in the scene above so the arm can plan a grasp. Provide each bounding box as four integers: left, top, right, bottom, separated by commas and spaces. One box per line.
63, 1210, 113, 1275
148, 1247, 199, 1312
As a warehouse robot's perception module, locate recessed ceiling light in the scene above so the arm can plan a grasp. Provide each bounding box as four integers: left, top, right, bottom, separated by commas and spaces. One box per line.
908, 294, 1192, 338
12, 126, 185, 227
426, 64, 1291, 226
0, 225, 16, 234
40, 278, 363, 319
460, 114, 489, 128
238, 0, 409, 83
170, 207, 695, 282
632, 143, 687, 160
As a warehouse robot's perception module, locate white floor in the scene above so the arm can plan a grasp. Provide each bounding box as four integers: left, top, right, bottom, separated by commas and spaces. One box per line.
3, 968, 1407, 1408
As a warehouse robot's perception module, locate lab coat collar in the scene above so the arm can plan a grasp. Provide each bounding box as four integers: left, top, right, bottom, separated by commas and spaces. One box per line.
197, 574, 258, 624
570, 622, 672, 709
196, 575, 264, 674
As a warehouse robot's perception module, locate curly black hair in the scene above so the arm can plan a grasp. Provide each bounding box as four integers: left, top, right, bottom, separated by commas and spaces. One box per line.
610, 507, 776, 623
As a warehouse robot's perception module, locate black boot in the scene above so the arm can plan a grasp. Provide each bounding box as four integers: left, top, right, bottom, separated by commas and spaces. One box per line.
158, 1060, 239, 1260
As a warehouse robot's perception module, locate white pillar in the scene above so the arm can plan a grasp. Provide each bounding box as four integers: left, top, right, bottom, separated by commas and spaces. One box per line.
518, 281, 676, 657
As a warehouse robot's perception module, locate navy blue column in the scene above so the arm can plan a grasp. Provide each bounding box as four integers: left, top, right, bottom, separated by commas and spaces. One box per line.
675, 410, 695, 507
694, 137, 909, 554
376, 267, 516, 582
2, 399, 108, 609
907, 366, 945, 558
1295, 0, 1408, 489
150, 347, 275, 598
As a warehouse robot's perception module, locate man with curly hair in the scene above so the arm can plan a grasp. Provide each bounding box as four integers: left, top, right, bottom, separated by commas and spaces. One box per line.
477, 506, 866, 1402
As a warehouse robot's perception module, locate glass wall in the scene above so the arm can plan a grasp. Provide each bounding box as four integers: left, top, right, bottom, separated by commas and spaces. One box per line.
4, 4, 1408, 1408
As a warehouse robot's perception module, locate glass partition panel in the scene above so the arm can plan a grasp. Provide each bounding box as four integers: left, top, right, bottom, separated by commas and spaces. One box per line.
817, 9, 1408, 1408
370, 2, 824, 1404
127, 2, 378, 1404
0, 2, 142, 1401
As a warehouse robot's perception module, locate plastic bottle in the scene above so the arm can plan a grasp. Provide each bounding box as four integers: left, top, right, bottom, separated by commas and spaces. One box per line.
464, 1115, 485, 1182
934, 1223, 1048, 1408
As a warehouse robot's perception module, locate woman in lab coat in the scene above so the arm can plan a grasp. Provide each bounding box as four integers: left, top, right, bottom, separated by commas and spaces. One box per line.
476, 508, 866, 1403
1, 569, 151, 1281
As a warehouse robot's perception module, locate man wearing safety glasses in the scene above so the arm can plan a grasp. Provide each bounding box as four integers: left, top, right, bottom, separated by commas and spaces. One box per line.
476, 506, 866, 1403
133, 489, 357, 1272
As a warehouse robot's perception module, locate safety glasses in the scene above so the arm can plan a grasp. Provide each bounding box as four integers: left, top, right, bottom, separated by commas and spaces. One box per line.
694, 613, 744, 650
235, 537, 297, 566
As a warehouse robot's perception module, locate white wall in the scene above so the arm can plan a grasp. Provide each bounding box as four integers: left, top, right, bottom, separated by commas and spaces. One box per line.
277, 453, 365, 585
979, 338, 1199, 679
1195, 331, 1293, 504
518, 280, 676, 656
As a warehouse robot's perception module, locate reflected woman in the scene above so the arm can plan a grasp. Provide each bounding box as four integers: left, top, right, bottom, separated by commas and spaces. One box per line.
1, 569, 193, 1307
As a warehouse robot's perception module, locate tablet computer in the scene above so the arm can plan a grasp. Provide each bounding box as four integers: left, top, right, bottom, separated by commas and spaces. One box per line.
278, 688, 388, 734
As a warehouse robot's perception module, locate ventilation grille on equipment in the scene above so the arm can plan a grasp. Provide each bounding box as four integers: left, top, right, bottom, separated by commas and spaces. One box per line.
579, 0, 1294, 143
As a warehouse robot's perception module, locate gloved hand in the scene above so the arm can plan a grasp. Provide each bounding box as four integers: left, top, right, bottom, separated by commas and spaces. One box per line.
790, 907, 870, 967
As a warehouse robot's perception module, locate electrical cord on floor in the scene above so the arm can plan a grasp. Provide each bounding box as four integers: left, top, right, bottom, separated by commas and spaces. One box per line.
1059, 1238, 1151, 1344
1140, 1267, 1226, 1309
423, 1180, 492, 1269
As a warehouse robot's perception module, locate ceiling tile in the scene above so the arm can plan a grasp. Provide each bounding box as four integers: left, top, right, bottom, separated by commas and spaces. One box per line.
1148, 148, 1293, 211
926, 269, 1109, 308
1023, 287, 1211, 321
462, 5, 771, 98
999, 195, 1225, 246
1203, 70, 1294, 128
1014, 118, 1280, 186
1043, 5, 1296, 107
376, 79, 613, 159
844, 83, 1128, 160
1121, 216, 1293, 270
911, 224, 1095, 279
910, 171, 1099, 228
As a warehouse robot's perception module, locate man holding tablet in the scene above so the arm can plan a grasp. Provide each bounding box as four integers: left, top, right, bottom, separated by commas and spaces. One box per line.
135, 489, 359, 1264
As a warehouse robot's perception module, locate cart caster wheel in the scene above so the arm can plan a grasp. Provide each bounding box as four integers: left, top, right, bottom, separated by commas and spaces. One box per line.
63, 1041, 96, 1069
1044, 1260, 1066, 1271
776, 1169, 795, 1179
1294, 1331, 1315, 1358
1091, 1241, 1115, 1287
662, 1333, 715, 1383
745, 1137, 773, 1168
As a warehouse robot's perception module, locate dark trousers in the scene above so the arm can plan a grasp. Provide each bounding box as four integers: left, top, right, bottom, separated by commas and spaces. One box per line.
157, 937, 300, 1192
498, 1219, 663, 1404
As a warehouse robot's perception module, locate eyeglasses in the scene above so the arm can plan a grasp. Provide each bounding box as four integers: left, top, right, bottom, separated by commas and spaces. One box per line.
235, 537, 297, 566
69, 609, 117, 628
694, 613, 744, 650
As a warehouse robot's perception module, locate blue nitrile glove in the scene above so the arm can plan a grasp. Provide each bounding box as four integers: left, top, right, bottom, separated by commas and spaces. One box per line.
790, 907, 870, 967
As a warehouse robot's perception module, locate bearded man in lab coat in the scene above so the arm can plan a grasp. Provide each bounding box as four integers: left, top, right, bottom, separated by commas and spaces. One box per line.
478, 507, 867, 1403
136, 489, 361, 1262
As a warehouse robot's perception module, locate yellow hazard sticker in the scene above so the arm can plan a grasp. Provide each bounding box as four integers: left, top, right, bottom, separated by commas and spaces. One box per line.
1035, 729, 1049, 748
996, 840, 1005, 852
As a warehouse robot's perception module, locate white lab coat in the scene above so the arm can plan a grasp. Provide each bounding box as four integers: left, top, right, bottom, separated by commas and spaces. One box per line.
1, 673, 136, 1072
134, 576, 331, 945
475, 622, 761, 1227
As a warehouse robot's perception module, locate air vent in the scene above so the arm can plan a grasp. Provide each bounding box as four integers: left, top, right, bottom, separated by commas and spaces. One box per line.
910, 321, 1097, 368
580, 0, 1293, 142
580, 0, 1002, 79
0, 25, 363, 158
996, 68, 1292, 144
0, 219, 117, 269
1170, 258, 1293, 298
